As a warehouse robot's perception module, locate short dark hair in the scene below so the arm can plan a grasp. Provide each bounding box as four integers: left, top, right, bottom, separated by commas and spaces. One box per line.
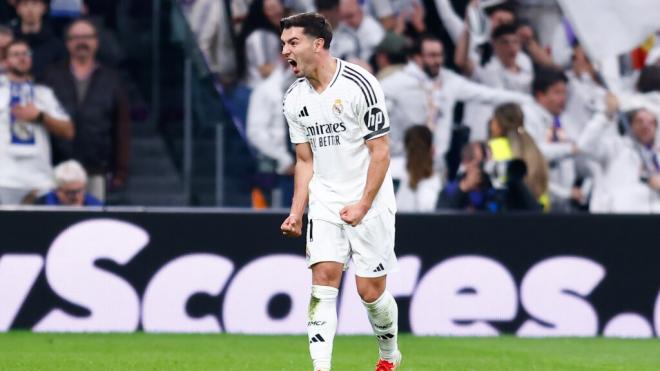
280, 12, 333, 50
410, 34, 442, 56
629, 108, 658, 125
532, 67, 568, 96
491, 23, 518, 40
65, 18, 98, 39
314, 0, 339, 11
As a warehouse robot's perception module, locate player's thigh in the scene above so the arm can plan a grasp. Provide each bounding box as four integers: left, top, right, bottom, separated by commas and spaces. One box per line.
306, 218, 351, 272
345, 210, 397, 278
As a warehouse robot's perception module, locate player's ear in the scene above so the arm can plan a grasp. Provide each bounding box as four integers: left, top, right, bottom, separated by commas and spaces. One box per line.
314, 38, 323, 52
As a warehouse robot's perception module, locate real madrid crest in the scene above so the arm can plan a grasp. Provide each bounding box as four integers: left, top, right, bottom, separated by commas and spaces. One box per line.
332, 99, 343, 116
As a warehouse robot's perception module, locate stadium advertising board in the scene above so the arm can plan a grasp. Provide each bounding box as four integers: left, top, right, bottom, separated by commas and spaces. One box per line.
1, 211, 658, 337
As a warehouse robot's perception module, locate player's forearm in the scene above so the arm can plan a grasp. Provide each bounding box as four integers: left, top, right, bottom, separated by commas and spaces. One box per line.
290, 160, 313, 217
360, 144, 390, 209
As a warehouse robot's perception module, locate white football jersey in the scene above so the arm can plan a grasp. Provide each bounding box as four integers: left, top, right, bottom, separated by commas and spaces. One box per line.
283, 59, 396, 224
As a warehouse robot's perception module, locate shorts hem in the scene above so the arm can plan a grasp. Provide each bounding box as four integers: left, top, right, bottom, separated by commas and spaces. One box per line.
354, 265, 400, 278
307, 258, 348, 270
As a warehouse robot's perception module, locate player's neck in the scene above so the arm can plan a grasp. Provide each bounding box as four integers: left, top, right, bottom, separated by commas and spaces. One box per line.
307, 56, 337, 93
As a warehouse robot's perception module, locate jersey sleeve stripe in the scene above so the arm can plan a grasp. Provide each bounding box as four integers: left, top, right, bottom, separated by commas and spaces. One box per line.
363, 126, 390, 140
342, 73, 373, 106
344, 69, 374, 105
344, 66, 377, 104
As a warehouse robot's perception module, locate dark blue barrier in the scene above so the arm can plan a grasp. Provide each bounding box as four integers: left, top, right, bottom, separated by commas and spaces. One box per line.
0, 210, 658, 337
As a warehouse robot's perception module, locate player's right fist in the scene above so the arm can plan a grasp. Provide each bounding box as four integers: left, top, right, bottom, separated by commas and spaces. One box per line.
280, 214, 302, 238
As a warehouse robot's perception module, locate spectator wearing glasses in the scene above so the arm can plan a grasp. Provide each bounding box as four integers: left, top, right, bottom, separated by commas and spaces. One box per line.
0, 40, 74, 205
578, 106, 660, 213
43, 18, 130, 202
34, 159, 102, 206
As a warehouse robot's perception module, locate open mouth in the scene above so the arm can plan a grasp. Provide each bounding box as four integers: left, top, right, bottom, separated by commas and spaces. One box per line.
288, 59, 298, 67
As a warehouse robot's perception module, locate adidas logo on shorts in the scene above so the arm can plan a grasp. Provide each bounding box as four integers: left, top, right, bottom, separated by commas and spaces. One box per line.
372, 263, 385, 273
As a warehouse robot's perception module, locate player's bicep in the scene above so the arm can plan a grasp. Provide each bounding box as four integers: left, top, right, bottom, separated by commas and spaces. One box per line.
365, 134, 389, 155
295, 142, 313, 163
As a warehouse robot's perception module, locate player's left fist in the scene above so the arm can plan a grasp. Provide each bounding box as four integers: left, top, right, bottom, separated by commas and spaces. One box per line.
340, 202, 370, 227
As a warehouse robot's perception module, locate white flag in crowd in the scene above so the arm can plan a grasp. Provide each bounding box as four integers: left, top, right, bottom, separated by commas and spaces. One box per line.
557, 0, 660, 60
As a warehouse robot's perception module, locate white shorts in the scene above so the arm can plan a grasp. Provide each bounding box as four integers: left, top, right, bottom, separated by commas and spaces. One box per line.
305, 211, 398, 278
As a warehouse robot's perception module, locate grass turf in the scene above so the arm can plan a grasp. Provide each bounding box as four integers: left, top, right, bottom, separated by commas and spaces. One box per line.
0, 333, 658, 370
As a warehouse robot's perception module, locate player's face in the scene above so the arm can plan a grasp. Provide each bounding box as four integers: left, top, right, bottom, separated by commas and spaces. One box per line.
631, 110, 657, 147
420, 40, 443, 78
281, 27, 318, 77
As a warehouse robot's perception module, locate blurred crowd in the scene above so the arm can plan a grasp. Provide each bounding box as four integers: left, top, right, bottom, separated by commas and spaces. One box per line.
184, 0, 660, 213
0, 0, 130, 207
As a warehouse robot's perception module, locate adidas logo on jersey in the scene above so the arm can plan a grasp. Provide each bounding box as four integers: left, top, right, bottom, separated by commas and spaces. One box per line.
309, 333, 325, 343
373, 263, 385, 273
298, 106, 310, 117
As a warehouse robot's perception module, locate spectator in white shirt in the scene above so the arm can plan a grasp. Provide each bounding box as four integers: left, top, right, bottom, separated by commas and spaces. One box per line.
565, 44, 608, 130
246, 59, 296, 207
336, 0, 385, 63
188, 0, 237, 82
365, 0, 426, 37
395, 125, 442, 212
435, 0, 552, 68
550, 17, 576, 69
0, 40, 74, 204
578, 103, 660, 213
315, 0, 358, 61
455, 23, 534, 141
523, 67, 588, 211
239, 0, 284, 88
380, 34, 530, 175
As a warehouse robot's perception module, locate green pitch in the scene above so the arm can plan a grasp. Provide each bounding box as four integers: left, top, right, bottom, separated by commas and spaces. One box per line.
1, 332, 658, 370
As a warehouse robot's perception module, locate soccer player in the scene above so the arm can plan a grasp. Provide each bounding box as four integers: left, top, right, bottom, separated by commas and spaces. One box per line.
279, 12, 401, 371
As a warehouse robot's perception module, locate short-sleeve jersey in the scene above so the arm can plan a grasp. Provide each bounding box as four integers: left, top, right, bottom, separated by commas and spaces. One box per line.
0, 81, 71, 190
283, 59, 396, 224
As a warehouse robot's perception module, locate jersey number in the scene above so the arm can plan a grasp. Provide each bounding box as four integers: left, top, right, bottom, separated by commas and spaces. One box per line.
363, 107, 385, 132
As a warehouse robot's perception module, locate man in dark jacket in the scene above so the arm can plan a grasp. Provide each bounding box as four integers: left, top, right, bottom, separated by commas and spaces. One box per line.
11, 0, 66, 79
43, 18, 130, 201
